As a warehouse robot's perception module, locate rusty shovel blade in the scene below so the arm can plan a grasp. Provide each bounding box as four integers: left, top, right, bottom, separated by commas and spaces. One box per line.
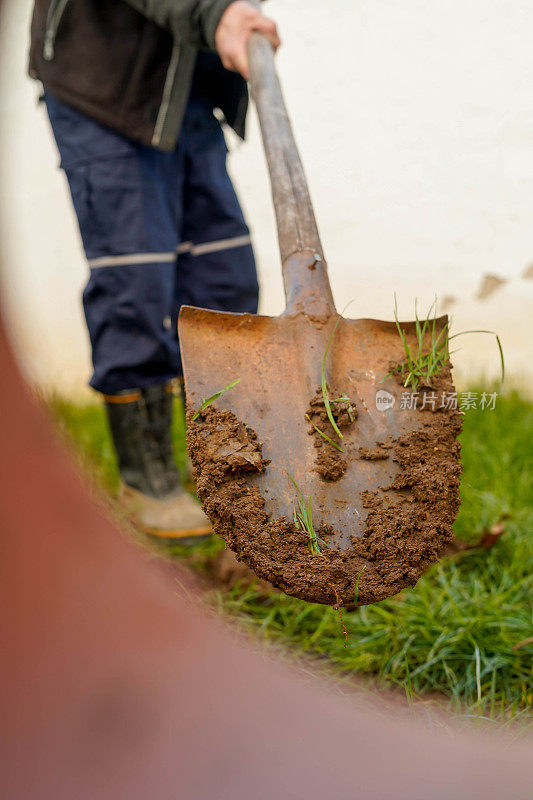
179, 299, 462, 606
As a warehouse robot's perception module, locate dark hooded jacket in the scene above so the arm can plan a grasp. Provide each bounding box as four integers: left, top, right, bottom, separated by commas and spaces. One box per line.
29, 0, 249, 151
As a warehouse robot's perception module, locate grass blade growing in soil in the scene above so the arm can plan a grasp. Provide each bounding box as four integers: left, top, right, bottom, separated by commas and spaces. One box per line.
192, 378, 241, 421
382, 295, 450, 393
288, 473, 322, 555
305, 414, 345, 453
383, 296, 505, 394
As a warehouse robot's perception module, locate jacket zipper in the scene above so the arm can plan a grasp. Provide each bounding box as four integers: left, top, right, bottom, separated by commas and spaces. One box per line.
43, 0, 70, 61
151, 42, 181, 148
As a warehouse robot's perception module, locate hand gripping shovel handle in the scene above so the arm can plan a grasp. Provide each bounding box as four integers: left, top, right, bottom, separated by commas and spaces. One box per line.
247, 30, 336, 318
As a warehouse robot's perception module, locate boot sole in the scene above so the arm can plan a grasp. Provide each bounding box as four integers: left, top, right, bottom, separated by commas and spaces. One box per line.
131, 518, 213, 541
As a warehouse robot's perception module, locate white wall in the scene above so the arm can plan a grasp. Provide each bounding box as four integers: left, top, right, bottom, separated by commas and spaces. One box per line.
1, 0, 532, 397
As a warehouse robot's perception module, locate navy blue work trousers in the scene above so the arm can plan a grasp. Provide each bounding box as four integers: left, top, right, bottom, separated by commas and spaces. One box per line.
45, 92, 259, 394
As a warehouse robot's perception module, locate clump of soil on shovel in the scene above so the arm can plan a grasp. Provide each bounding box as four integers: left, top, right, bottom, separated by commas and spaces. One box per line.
187, 377, 461, 607
358, 444, 391, 461
306, 388, 357, 481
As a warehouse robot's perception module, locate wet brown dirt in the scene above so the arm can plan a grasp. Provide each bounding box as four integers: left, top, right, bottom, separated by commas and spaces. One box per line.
305, 387, 356, 481
187, 369, 462, 608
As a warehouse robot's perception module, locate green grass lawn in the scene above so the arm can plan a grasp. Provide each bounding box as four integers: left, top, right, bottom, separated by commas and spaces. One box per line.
47, 390, 533, 724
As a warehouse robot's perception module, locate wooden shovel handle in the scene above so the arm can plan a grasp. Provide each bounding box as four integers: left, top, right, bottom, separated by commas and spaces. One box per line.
247, 31, 336, 317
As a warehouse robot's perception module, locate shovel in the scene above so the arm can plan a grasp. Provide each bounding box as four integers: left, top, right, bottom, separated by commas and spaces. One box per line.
178, 32, 462, 607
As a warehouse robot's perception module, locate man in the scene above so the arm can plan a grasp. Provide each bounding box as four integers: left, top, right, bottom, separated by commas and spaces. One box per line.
29, 0, 280, 539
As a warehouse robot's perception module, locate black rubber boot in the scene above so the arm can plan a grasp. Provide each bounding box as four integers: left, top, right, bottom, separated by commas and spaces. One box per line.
104, 388, 211, 539
141, 383, 182, 488
141, 381, 195, 490
104, 388, 174, 498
